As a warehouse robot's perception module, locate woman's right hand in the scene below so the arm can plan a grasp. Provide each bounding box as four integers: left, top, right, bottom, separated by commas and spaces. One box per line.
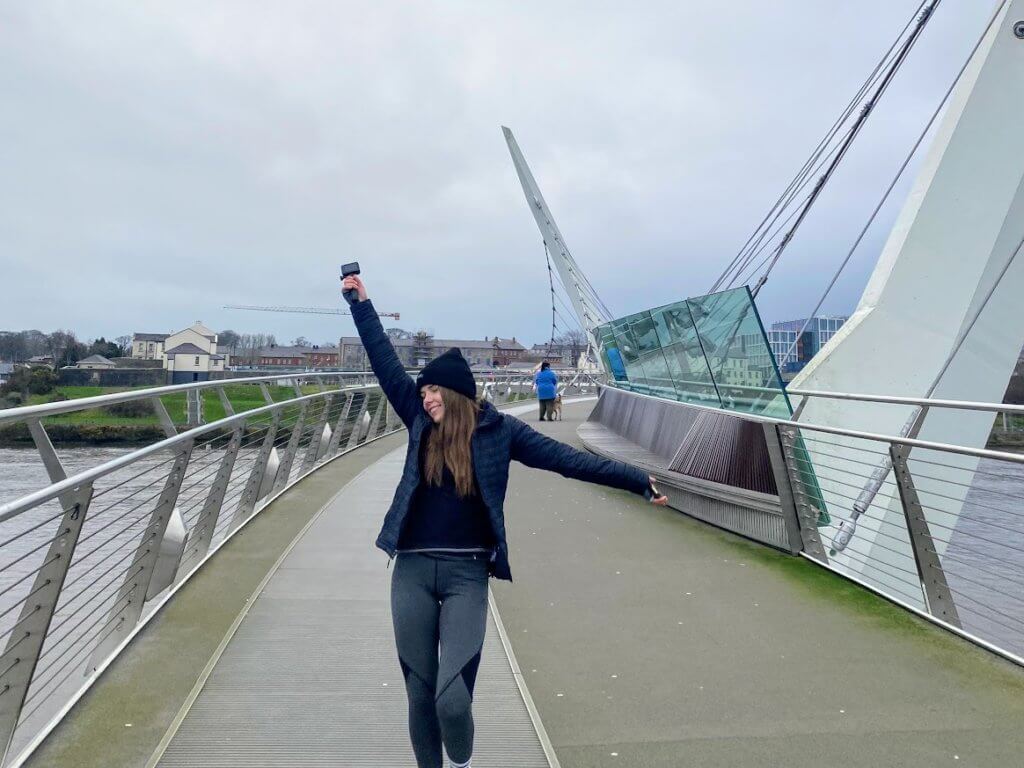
341, 274, 368, 302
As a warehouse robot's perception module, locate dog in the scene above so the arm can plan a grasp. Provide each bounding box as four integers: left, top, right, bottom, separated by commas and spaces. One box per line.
551, 393, 563, 421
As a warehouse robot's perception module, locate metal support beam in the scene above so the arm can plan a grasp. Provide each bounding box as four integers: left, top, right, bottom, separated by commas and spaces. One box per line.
365, 393, 386, 442
762, 424, 804, 554
177, 422, 246, 577
151, 397, 177, 438
234, 412, 282, 528
324, 394, 354, 456
301, 395, 334, 474
272, 404, 308, 495
778, 426, 829, 562
216, 387, 235, 417
26, 419, 66, 484
889, 444, 961, 627
88, 440, 194, 671
0, 483, 93, 766
345, 395, 370, 451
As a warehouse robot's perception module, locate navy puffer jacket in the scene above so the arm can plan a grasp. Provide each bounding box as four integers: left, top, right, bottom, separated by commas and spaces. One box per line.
351, 299, 650, 580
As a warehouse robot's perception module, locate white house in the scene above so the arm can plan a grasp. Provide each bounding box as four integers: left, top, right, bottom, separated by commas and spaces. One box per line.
163, 322, 227, 383
76, 355, 116, 370
131, 322, 228, 383
131, 333, 169, 360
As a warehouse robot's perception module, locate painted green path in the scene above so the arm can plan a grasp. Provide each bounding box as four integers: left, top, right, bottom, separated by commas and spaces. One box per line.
491, 400, 1024, 768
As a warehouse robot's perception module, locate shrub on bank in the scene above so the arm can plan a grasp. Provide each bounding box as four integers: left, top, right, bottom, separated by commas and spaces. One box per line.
102, 399, 154, 418
0, 422, 168, 446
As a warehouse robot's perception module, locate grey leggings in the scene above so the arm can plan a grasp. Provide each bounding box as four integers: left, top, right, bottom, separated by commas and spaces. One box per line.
391, 552, 489, 767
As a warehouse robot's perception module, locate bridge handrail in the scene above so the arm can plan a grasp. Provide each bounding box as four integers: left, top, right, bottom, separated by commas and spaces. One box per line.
0, 388, 363, 523
604, 382, 1024, 465
0, 369, 556, 426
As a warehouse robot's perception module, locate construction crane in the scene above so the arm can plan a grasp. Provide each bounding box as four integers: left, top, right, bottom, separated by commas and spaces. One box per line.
225, 304, 400, 320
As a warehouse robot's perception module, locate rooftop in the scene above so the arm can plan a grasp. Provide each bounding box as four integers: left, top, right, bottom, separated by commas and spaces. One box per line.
164, 343, 210, 356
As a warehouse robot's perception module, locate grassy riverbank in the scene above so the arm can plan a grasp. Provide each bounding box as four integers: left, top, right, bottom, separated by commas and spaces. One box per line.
0, 384, 325, 445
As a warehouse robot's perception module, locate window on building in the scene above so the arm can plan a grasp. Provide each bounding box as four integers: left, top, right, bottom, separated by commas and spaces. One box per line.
195, 356, 200, 365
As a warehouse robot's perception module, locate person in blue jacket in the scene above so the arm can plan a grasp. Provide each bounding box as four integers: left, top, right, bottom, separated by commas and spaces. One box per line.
341, 272, 668, 768
533, 361, 559, 421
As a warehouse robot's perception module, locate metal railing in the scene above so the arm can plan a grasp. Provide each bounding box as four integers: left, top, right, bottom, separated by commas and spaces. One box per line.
0, 369, 600, 766
597, 381, 1024, 667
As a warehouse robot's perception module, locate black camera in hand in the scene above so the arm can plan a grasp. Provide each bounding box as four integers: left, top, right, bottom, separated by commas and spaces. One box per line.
341, 262, 361, 306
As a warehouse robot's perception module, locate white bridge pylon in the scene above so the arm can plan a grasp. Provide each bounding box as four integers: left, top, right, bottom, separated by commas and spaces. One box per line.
791, 2, 1024, 600
502, 126, 612, 356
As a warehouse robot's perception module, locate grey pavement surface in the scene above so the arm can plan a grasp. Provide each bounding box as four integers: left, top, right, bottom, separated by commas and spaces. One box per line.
491, 401, 1024, 768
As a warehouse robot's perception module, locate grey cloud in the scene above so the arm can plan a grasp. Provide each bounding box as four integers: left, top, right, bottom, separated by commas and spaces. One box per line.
0, 0, 988, 345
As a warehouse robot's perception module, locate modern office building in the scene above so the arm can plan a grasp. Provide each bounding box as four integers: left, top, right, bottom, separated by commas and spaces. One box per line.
768, 316, 847, 374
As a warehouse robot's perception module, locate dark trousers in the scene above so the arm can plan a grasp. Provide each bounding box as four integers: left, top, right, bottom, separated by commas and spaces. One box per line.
538, 398, 556, 421
391, 553, 489, 767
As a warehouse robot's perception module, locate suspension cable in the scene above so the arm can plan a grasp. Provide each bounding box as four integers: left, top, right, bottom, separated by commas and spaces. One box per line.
778, 0, 1008, 367
711, 0, 942, 298
748, 0, 942, 297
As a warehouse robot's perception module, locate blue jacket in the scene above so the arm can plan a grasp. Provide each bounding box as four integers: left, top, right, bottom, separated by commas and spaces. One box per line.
534, 368, 559, 400
351, 299, 650, 580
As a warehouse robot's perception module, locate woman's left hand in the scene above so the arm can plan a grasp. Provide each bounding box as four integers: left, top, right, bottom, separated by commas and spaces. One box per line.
648, 475, 668, 506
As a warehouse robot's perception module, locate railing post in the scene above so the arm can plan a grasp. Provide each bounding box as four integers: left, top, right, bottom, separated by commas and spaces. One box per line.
0, 483, 93, 765
778, 425, 829, 562
150, 397, 177, 438
88, 440, 194, 671
384, 396, 403, 433
272, 403, 308, 495
889, 444, 961, 627
762, 424, 804, 555
364, 392, 387, 442
301, 395, 334, 474
232, 411, 283, 528
186, 390, 203, 428
345, 395, 370, 451
324, 393, 354, 456
177, 421, 246, 577
216, 387, 235, 417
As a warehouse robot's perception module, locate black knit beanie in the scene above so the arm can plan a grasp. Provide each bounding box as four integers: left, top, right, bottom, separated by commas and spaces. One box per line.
416, 347, 476, 400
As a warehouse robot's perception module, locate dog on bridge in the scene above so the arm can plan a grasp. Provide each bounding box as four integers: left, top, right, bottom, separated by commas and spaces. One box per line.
551, 393, 563, 421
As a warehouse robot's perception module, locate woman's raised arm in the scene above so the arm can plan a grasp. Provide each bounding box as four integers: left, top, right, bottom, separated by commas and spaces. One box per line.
343, 275, 420, 428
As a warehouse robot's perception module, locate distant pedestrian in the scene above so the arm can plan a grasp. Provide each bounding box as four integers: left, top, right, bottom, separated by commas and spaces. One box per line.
534, 362, 558, 422
342, 272, 668, 768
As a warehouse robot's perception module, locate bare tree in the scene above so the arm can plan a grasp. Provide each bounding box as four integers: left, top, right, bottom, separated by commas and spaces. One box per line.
48, 329, 85, 366
555, 329, 587, 365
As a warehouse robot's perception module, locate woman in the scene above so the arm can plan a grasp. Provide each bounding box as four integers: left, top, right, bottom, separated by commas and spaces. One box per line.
342, 273, 668, 768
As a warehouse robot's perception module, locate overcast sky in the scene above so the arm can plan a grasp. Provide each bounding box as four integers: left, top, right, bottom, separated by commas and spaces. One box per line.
0, 1, 993, 348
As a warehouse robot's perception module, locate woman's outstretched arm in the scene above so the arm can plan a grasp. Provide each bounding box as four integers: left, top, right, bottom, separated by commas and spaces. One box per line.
507, 416, 667, 503
343, 276, 420, 428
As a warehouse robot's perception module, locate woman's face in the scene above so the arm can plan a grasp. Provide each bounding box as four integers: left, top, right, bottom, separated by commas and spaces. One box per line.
420, 384, 445, 423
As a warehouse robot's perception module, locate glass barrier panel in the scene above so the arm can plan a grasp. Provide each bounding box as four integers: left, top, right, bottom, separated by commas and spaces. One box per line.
609, 317, 649, 393
650, 302, 721, 407
626, 311, 675, 399
686, 287, 791, 418
597, 325, 628, 381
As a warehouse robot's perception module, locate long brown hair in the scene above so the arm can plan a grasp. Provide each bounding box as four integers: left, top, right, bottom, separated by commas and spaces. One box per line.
423, 386, 480, 498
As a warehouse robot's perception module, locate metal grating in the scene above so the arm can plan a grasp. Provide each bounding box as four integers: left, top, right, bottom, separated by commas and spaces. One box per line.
156, 448, 551, 767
